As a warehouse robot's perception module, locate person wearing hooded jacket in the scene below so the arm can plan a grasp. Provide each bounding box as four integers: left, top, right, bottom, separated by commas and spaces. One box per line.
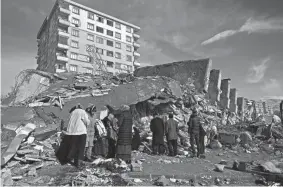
187, 108, 202, 158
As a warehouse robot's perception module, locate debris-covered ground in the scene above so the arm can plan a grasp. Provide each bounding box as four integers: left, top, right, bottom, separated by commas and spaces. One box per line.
1, 69, 283, 186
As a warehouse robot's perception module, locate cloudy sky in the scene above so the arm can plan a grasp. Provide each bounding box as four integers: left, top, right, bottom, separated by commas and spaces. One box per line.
1, 0, 283, 100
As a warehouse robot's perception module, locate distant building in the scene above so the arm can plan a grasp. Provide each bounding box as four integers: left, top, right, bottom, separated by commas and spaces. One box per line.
36, 0, 141, 75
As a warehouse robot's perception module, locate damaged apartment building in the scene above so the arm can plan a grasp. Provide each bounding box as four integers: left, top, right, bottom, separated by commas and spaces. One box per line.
36, 0, 141, 75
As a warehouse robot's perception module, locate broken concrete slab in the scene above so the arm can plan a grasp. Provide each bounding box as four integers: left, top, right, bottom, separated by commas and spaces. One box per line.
1, 123, 36, 166
218, 131, 238, 145
134, 58, 212, 93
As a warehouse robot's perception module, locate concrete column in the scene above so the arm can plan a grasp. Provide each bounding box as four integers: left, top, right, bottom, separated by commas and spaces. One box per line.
229, 88, 237, 113
220, 78, 231, 109
208, 69, 222, 104
237, 97, 245, 119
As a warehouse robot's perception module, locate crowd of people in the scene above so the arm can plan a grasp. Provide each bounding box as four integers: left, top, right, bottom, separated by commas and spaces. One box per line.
55, 103, 206, 170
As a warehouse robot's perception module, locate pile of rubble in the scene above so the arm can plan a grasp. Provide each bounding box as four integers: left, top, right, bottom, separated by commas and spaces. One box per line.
1, 69, 283, 186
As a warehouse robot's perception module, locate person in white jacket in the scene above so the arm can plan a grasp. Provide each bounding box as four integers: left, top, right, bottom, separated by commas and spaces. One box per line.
56, 104, 90, 169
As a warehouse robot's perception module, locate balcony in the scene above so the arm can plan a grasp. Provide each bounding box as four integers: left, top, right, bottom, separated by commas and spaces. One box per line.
133, 51, 140, 58
58, 17, 70, 27
58, 29, 69, 38
133, 42, 140, 48
56, 68, 67, 73
134, 61, 141, 67
133, 33, 140, 39
59, 7, 70, 15
57, 42, 69, 50
56, 54, 68, 62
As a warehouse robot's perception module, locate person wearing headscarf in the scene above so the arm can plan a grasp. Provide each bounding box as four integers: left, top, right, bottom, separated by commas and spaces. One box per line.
93, 117, 108, 158
84, 104, 97, 162
56, 104, 90, 169
187, 107, 201, 158
103, 113, 118, 158
150, 111, 165, 155
116, 105, 133, 164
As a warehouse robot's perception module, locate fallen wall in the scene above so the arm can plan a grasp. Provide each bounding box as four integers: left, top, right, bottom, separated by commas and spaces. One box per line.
208, 69, 221, 104
134, 58, 212, 93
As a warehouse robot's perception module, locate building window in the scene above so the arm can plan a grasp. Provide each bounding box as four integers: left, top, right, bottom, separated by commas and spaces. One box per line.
127, 65, 132, 71
72, 6, 80, 14
115, 42, 121, 49
106, 50, 114, 57
115, 22, 121, 29
115, 62, 121, 69
107, 20, 114, 27
106, 40, 114, 47
87, 34, 94, 41
96, 36, 103, 44
115, 32, 121, 39
126, 45, 132, 52
97, 16, 104, 23
70, 53, 78, 60
96, 48, 104, 55
126, 26, 131, 33
87, 23, 94, 30
69, 65, 78, 72
71, 29, 79, 37
126, 55, 132, 62
96, 26, 104, 34
126, 36, 132, 42
72, 18, 80, 26
88, 12, 94, 20
107, 61, 114, 68
115, 52, 121, 59
71, 40, 79, 48
107, 30, 113, 37
86, 68, 93, 74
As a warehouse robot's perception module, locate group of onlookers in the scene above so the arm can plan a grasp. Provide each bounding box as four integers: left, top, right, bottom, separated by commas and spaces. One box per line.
56, 104, 135, 169
150, 107, 206, 158
56, 103, 206, 170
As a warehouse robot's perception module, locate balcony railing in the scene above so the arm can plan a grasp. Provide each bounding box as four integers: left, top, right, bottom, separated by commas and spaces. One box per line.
133, 42, 140, 48
56, 54, 68, 62
59, 7, 70, 15
134, 61, 141, 66
133, 33, 140, 39
58, 17, 70, 27
58, 29, 69, 37
57, 42, 69, 50
133, 51, 140, 57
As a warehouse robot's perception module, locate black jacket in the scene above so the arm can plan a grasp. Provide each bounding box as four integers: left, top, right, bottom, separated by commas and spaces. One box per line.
187, 114, 201, 135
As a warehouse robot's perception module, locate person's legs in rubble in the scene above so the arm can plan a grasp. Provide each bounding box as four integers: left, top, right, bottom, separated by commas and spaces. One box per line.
168, 140, 174, 156
152, 144, 158, 155
190, 134, 196, 157
159, 144, 166, 155
194, 134, 200, 157
172, 139, 178, 156
85, 146, 93, 162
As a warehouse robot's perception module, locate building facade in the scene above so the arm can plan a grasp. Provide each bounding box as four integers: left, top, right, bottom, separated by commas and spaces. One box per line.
36, 0, 141, 75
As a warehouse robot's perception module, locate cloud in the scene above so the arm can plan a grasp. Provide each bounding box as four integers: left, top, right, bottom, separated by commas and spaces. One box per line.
261, 96, 283, 100
246, 57, 270, 83
201, 30, 238, 45
202, 17, 283, 45
260, 79, 283, 95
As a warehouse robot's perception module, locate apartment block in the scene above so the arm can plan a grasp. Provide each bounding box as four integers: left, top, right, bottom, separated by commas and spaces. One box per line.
36, 0, 141, 75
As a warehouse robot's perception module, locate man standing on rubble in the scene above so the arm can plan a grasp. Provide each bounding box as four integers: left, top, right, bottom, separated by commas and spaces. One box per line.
165, 113, 179, 156
187, 108, 201, 158
85, 104, 97, 162
56, 104, 90, 169
150, 111, 165, 155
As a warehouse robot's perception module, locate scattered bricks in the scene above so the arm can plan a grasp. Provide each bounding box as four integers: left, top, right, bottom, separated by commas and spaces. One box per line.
1, 169, 14, 186
218, 132, 238, 145
154, 175, 170, 186
131, 162, 143, 172
27, 168, 38, 177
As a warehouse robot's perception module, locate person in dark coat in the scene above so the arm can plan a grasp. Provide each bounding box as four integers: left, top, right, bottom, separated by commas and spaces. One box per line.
116, 105, 133, 164
103, 113, 118, 158
187, 108, 201, 158
132, 126, 141, 151
150, 112, 165, 155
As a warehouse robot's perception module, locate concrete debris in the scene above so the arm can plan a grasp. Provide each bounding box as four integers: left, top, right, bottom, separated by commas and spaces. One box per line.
1, 66, 283, 186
